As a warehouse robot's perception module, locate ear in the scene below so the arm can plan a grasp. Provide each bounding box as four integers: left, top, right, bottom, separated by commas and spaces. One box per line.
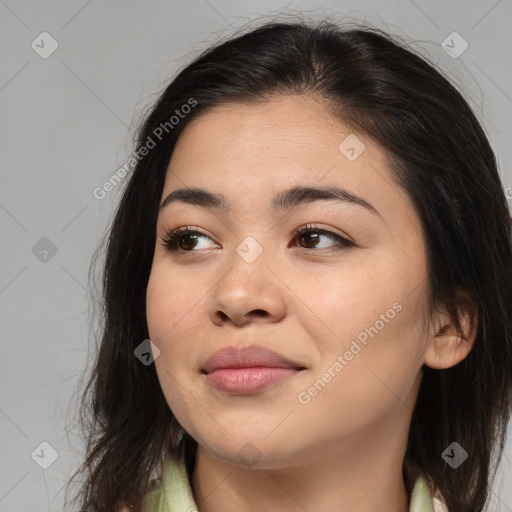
424, 291, 478, 370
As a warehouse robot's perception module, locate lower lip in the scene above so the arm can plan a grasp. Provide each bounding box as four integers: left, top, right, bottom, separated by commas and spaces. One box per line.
205, 367, 301, 394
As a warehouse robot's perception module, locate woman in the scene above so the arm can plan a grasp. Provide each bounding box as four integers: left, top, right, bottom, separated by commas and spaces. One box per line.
68, 18, 512, 512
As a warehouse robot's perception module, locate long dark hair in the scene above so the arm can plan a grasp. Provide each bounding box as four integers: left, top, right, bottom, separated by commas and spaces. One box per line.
66, 17, 512, 512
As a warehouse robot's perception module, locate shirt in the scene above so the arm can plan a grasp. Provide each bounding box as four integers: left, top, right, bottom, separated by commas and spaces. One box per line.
142, 456, 448, 512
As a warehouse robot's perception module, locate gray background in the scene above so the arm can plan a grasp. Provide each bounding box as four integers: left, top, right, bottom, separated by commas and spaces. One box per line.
1, 1, 511, 510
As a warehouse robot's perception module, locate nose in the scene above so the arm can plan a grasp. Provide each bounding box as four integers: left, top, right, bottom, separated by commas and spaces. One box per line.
208, 246, 288, 327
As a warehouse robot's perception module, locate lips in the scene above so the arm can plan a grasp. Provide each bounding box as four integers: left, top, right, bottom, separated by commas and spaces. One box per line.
202, 345, 305, 373
202, 345, 306, 394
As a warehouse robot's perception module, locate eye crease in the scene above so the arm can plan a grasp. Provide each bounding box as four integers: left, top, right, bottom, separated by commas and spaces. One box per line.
160, 223, 356, 254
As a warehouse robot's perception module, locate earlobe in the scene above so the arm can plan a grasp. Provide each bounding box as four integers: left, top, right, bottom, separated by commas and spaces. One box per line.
423, 296, 478, 370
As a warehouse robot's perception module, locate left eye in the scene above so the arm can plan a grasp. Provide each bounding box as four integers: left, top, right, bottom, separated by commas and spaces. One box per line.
294, 225, 353, 251
160, 224, 354, 253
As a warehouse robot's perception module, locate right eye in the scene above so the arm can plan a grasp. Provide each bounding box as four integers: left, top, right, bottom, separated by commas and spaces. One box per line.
160, 226, 218, 252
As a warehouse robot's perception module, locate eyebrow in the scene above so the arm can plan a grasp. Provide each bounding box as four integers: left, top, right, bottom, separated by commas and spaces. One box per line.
159, 185, 381, 217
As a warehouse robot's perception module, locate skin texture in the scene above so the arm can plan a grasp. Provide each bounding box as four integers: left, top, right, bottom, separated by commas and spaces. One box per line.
145, 94, 477, 512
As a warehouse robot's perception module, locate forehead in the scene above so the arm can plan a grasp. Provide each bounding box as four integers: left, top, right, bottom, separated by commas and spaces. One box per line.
161, 95, 409, 223
171, 95, 366, 166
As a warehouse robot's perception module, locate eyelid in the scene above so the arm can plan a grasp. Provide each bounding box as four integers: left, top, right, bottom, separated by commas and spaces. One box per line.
295, 223, 355, 245
162, 225, 218, 245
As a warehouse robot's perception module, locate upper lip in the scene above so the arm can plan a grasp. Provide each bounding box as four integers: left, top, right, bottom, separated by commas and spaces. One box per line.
202, 345, 305, 373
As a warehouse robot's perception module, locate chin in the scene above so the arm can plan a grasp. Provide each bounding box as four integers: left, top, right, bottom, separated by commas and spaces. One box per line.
192, 424, 304, 471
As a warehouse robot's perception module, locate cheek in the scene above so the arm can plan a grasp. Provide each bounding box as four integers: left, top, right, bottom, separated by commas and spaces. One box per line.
145, 262, 216, 396
146, 270, 171, 344
282, 256, 407, 354
295, 302, 426, 437
146, 264, 200, 345
289, 254, 428, 399
145, 267, 204, 425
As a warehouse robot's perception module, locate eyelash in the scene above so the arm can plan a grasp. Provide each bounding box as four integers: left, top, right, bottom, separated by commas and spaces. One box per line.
160, 223, 355, 254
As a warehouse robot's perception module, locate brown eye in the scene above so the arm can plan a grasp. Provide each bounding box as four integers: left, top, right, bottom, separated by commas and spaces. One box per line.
297, 230, 323, 249
160, 227, 217, 252
294, 224, 354, 251
175, 232, 200, 251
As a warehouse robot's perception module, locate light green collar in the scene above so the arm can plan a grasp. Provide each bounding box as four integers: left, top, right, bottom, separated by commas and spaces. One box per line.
144, 456, 439, 512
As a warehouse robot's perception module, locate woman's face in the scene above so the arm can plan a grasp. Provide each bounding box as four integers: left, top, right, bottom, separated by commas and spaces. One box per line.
146, 94, 432, 468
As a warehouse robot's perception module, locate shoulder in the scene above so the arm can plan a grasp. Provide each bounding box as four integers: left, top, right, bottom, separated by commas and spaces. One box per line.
433, 495, 449, 512
409, 472, 450, 512
116, 479, 160, 512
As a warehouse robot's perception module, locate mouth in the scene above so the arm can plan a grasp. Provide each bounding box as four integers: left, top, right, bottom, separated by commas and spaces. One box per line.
205, 367, 304, 394
202, 345, 306, 394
